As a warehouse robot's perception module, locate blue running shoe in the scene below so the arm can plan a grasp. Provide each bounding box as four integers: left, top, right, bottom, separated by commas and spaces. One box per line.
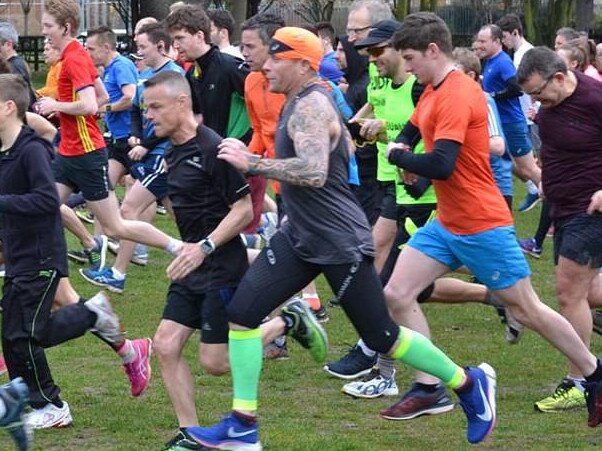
187, 413, 261, 450
0, 377, 32, 451
518, 192, 540, 212
79, 267, 125, 294
84, 235, 108, 270
456, 363, 497, 444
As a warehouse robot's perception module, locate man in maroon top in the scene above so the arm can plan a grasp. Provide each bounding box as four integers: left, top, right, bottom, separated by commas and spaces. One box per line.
518, 46, 602, 413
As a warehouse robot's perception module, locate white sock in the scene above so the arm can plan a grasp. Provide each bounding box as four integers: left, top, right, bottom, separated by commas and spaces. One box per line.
357, 339, 376, 358
165, 238, 182, 255
526, 180, 538, 195
119, 340, 136, 364
0, 398, 6, 419
111, 267, 125, 280
568, 376, 586, 392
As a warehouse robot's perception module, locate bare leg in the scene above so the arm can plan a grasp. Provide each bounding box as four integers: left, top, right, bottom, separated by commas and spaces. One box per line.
372, 216, 397, 274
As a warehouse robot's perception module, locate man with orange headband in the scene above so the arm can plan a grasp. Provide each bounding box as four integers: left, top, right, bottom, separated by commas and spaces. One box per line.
181, 26, 497, 448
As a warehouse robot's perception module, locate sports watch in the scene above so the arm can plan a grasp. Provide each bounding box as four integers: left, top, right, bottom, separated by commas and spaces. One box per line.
198, 238, 216, 255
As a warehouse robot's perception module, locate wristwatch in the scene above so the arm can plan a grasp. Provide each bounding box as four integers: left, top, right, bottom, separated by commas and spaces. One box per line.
198, 238, 216, 255
105, 104, 112, 112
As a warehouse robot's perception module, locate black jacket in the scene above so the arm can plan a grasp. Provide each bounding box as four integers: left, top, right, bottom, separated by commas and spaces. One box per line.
187, 45, 251, 141
0, 126, 68, 277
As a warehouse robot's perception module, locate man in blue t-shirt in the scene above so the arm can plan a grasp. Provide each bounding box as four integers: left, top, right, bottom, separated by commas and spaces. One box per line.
86, 26, 138, 186
476, 24, 541, 209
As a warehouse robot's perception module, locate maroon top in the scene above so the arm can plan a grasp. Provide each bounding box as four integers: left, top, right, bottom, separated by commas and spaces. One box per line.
536, 70, 602, 220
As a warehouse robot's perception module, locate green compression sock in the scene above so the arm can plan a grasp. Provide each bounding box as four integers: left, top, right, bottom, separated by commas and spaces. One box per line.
391, 326, 465, 389
230, 328, 263, 412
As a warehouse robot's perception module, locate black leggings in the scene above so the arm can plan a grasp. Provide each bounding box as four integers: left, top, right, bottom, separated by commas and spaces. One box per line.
227, 232, 399, 354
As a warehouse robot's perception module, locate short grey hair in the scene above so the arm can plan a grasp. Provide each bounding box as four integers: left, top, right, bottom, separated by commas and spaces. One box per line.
349, 0, 393, 25
0, 22, 19, 46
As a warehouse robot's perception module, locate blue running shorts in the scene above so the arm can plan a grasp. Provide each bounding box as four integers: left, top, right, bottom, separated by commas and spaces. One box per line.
408, 219, 531, 290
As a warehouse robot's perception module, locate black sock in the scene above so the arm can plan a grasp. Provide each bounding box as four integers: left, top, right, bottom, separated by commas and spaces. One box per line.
454, 370, 473, 394
233, 410, 257, 426
585, 359, 602, 383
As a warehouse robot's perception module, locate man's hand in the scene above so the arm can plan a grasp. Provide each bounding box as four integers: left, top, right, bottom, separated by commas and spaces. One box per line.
128, 136, 141, 147
128, 145, 149, 161
587, 189, 602, 214
358, 118, 386, 141
36, 97, 59, 116
166, 242, 206, 280
386, 142, 410, 159
217, 137, 258, 173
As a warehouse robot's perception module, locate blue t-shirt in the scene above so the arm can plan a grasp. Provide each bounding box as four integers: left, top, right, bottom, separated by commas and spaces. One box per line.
134, 60, 185, 156
103, 54, 138, 139
482, 51, 524, 124
319, 51, 344, 84
486, 93, 512, 197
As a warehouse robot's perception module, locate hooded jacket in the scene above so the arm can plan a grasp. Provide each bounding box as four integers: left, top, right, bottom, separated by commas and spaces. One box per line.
0, 126, 67, 277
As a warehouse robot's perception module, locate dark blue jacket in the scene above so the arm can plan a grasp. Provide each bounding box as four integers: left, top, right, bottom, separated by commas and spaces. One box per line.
0, 126, 68, 277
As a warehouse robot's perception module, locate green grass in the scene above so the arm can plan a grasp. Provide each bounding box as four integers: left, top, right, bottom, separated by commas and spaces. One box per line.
10, 181, 602, 450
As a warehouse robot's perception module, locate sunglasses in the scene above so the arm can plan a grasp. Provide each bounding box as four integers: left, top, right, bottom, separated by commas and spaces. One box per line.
366, 44, 390, 58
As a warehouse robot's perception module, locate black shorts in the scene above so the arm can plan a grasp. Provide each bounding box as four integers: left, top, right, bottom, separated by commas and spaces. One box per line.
53, 149, 112, 201
378, 181, 398, 221
162, 283, 235, 344
108, 138, 132, 170
226, 232, 399, 354
553, 213, 602, 268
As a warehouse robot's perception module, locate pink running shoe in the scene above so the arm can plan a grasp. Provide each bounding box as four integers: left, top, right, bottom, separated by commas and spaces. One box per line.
0, 354, 6, 375
123, 338, 152, 397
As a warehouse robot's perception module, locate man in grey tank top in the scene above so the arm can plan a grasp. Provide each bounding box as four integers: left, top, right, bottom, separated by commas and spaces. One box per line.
177, 26, 498, 448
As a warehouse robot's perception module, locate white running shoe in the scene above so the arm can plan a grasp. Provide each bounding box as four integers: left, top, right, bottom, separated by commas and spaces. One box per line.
342, 368, 399, 398
85, 292, 123, 345
29, 401, 73, 429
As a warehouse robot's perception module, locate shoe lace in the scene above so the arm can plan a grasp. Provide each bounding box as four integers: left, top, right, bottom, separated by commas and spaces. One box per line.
552, 381, 575, 399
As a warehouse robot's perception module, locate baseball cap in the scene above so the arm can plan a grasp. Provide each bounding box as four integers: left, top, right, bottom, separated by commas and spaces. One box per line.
354, 20, 402, 50
268, 27, 323, 71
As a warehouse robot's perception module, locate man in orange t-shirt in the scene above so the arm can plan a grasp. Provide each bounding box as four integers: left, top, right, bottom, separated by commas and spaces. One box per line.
383, 12, 602, 430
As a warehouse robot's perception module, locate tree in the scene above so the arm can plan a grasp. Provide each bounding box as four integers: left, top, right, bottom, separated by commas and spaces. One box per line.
293, 0, 335, 23
19, 0, 32, 36
575, 0, 594, 32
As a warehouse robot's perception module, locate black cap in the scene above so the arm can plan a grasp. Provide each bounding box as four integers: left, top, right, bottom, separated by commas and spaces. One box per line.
354, 20, 402, 50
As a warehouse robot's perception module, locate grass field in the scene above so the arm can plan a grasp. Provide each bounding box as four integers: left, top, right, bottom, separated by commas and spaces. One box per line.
15, 73, 601, 449
4, 181, 599, 451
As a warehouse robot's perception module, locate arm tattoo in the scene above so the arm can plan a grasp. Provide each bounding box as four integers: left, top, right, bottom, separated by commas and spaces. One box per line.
249, 91, 335, 187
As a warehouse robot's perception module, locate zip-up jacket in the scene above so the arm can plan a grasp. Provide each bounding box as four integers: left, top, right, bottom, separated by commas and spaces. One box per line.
0, 126, 68, 277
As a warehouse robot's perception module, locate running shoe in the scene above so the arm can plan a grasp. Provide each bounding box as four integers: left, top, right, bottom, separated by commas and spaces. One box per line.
584, 377, 602, 427
493, 305, 523, 344
75, 207, 94, 224
131, 244, 149, 266
156, 205, 167, 216
263, 339, 289, 360
343, 368, 398, 399
187, 413, 261, 450
29, 401, 72, 429
79, 267, 125, 294
456, 363, 497, 444
281, 298, 328, 363
123, 338, 152, 397
380, 382, 453, 420
67, 249, 88, 264
0, 353, 7, 376
84, 235, 108, 270
518, 192, 541, 212
518, 238, 542, 259
311, 305, 330, 323
0, 377, 31, 450
534, 378, 586, 412
84, 292, 123, 346
323, 345, 376, 380
164, 428, 203, 450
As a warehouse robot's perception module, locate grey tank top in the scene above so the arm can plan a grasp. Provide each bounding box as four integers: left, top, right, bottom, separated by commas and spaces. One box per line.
276, 83, 374, 264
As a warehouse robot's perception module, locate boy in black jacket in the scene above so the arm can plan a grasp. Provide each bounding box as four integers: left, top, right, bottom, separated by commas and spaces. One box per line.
0, 74, 128, 429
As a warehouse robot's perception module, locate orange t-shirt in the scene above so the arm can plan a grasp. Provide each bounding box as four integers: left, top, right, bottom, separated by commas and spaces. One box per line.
410, 70, 512, 234
244, 71, 286, 194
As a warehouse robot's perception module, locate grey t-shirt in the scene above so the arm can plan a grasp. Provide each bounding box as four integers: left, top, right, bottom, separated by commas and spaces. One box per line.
276, 83, 374, 264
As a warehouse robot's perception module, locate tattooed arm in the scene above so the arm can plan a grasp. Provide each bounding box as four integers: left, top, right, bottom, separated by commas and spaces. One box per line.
217, 90, 341, 188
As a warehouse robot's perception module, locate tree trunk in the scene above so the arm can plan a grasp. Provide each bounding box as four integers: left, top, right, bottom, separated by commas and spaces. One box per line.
522, 0, 537, 44
575, 0, 594, 33
395, 0, 410, 19
227, 0, 247, 40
